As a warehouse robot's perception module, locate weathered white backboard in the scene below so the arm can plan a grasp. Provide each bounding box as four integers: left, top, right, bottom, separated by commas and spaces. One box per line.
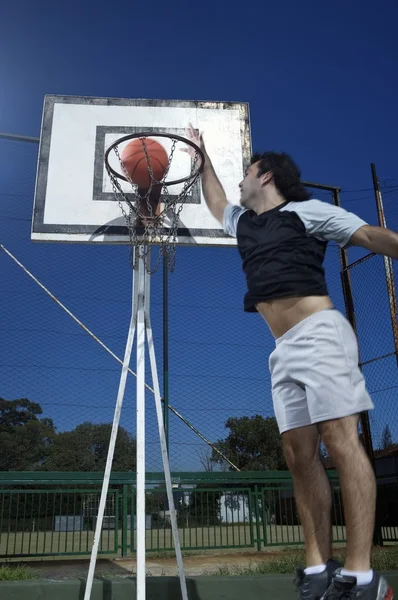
32, 95, 251, 246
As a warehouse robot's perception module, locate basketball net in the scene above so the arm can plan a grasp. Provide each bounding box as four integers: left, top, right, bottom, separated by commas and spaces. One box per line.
105, 134, 204, 274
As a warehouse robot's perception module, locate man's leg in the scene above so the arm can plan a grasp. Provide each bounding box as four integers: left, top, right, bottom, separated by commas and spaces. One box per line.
319, 415, 376, 572
282, 424, 333, 567
319, 416, 393, 599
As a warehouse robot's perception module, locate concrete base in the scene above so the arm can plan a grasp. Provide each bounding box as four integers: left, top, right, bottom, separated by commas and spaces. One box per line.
1, 573, 397, 600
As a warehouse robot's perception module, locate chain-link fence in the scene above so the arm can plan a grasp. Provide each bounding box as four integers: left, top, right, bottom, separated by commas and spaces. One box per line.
343, 253, 398, 450
343, 180, 398, 456
0, 136, 349, 473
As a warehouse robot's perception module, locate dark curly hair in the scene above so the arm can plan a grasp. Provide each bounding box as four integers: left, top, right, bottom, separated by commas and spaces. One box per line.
251, 152, 312, 202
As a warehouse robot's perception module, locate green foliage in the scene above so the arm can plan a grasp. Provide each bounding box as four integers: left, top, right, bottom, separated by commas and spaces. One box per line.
0, 398, 43, 430
211, 415, 286, 471
0, 398, 56, 470
44, 422, 136, 472
0, 563, 39, 581
0, 398, 136, 472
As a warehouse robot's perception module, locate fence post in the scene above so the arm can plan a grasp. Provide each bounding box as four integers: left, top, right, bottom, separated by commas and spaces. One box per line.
332, 189, 383, 547
163, 255, 169, 451
332, 190, 375, 461
253, 485, 262, 552
121, 484, 128, 557
370, 163, 398, 367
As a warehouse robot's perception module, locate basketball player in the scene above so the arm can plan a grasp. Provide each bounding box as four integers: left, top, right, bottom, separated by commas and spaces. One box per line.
183, 125, 395, 600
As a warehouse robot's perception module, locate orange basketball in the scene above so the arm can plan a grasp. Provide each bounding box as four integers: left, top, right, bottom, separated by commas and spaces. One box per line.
120, 138, 168, 189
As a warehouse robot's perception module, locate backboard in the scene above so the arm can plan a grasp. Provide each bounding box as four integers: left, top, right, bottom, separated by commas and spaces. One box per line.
32, 95, 251, 246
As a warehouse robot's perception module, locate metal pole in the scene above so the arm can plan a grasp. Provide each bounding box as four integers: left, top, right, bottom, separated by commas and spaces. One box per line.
332, 190, 359, 334
302, 180, 341, 192
333, 189, 375, 459
84, 261, 138, 600
145, 259, 188, 600
136, 248, 147, 600
371, 163, 398, 367
332, 189, 382, 546
163, 255, 169, 451
0, 132, 39, 143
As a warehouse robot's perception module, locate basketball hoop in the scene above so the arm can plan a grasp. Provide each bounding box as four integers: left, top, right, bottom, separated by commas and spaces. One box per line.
104, 132, 205, 273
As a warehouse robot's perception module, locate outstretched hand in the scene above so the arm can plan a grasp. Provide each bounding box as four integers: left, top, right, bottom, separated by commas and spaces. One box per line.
181, 123, 206, 157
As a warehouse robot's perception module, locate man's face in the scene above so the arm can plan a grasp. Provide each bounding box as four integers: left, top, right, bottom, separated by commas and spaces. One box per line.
239, 162, 262, 208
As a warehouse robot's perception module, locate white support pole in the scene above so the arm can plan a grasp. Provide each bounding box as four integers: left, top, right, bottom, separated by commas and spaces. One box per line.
135, 246, 147, 600
145, 262, 188, 600
83, 246, 188, 600
84, 258, 138, 600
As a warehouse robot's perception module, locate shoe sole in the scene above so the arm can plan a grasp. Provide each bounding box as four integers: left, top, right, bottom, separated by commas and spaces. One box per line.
382, 585, 394, 600
378, 577, 394, 600
320, 581, 393, 600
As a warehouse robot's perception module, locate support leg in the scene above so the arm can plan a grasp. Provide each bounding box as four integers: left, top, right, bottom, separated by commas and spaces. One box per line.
144, 250, 188, 600
84, 268, 138, 600
136, 248, 147, 600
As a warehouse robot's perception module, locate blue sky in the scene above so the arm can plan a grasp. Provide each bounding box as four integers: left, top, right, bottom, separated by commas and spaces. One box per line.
1, 0, 397, 471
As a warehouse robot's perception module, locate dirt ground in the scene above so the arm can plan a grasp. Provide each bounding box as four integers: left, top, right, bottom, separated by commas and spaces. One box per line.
8, 550, 298, 579
6, 543, 398, 580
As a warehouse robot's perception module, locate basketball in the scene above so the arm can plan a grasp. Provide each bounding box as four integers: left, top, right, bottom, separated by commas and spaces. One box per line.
120, 138, 168, 189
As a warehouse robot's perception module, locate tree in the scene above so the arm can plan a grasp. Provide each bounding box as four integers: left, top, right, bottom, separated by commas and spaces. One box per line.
211, 415, 286, 471
0, 398, 56, 470
44, 422, 136, 471
0, 397, 45, 431
198, 447, 216, 472
381, 425, 393, 450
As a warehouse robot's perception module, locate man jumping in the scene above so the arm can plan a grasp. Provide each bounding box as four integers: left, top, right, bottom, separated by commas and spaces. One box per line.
184, 125, 394, 600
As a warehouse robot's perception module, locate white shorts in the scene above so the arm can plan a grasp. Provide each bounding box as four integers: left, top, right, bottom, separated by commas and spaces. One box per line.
269, 309, 374, 434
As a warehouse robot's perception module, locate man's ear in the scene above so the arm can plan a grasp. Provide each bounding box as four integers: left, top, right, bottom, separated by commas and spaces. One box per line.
259, 171, 273, 186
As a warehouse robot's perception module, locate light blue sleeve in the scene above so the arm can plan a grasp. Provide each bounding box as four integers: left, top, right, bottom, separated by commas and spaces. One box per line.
284, 199, 368, 248
223, 203, 246, 237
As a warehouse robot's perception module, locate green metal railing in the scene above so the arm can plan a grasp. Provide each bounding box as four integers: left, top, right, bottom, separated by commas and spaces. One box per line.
0, 488, 119, 557
0, 470, 391, 559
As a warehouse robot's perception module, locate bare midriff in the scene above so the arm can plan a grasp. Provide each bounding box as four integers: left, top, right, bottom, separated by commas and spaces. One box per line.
256, 295, 334, 339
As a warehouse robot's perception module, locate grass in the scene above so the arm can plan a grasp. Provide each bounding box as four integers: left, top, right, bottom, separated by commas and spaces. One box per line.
0, 563, 39, 581
206, 546, 398, 576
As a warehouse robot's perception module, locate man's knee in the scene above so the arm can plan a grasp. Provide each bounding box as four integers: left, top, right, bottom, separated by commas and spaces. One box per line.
282, 425, 320, 473
320, 415, 361, 464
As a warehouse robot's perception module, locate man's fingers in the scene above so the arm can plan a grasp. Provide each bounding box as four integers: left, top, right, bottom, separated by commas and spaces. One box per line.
186, 122, 200, 140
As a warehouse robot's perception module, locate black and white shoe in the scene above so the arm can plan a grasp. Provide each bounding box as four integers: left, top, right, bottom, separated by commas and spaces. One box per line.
321, 569, 394, 599
295, 558, 341, 600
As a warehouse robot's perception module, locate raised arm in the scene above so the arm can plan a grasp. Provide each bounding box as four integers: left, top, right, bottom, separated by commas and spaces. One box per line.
287, 198, 398, 258
350, 225, 398, 259
183, 124, 228, 225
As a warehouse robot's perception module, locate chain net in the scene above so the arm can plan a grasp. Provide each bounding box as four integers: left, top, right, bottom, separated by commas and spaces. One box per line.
106, 136, 202, 274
